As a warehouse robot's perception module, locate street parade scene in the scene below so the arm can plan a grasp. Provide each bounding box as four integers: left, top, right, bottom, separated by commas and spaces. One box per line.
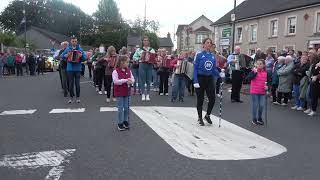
0, 0, 320, 179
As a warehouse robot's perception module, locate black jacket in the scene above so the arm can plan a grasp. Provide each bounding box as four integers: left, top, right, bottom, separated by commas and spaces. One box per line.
292, 63, 310, 85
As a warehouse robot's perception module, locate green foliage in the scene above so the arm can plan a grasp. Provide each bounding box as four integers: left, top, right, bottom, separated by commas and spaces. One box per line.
0, 31, 16, 46
0, 0, 94, 37
0, 0, 160, 50
94, 0, 121, 30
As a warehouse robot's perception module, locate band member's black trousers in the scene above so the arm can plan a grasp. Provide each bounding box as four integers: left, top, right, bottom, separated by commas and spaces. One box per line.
196, 75, 216, 119
158, 68, 169, 94
231, 70, 243, 101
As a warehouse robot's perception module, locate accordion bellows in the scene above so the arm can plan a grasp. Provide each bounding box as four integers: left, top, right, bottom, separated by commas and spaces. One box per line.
67, 50, 82, 63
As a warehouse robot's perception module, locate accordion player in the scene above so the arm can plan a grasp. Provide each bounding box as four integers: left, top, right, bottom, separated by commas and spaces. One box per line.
67, 50, 82, 64
107, 55, 118, 68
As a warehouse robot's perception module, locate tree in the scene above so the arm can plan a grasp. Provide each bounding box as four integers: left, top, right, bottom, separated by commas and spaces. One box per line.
0, 31, 16, 46
0, 0, 94, 38
93, 0, 121, 32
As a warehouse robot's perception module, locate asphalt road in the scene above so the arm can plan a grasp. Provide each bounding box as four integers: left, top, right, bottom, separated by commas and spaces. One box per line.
0, 71, 319, 180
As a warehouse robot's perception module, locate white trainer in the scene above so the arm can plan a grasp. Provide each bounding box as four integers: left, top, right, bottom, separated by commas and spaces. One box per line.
146, 94, 150, 101
159, 93, 164, 96
98, 91, 103, 95
308, 111, 316, 116
142, 94, 146, 101
291, 106, 297, 110
296, 107, 304, 111
304, 109, 311, 114
106, 98, 111, 103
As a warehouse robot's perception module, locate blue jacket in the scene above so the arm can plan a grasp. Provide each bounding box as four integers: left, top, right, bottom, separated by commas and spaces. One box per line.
193, 51, 219, 84
272, 63, 284, 85
61, 44, 87, 72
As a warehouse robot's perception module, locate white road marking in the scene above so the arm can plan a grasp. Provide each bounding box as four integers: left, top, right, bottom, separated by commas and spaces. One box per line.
49, 108, 85, 114
100, 107, 117, 112
80, 81, 92, 84
0, 109, 37, 116
0, 149, 76, 180
131, 106, 287, 160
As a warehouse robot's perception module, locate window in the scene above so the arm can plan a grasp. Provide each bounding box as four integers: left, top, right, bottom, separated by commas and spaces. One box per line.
284, 45, 295, 51
236, 27, 243, 43
287, 16, 297, 35
317, 12, 320, 32
249, 49, 256, 55
268, 47, 277, 53
196, 34, 208, 44
250, 24, 257, 42
270, 20, 278, 37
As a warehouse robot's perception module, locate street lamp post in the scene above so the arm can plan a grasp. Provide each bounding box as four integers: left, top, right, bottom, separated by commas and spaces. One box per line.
231, 0, 236, 53
23, 0, 27, 53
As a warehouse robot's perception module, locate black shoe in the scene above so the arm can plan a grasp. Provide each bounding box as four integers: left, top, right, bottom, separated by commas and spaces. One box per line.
117, 124, 125, 131
204, 115, 212, 124
171, 98, 176, 103
198, 118, 205, 126
179, 98, 184, 102
236, 100, 244, 103
123, 121, 129, 129
257, 118, 264, 125
231, 99, 237, 103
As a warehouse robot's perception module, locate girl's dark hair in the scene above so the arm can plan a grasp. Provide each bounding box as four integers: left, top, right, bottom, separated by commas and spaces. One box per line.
116, 55, 129, 68
255, 59, 266, 70
202, 38, 212, 45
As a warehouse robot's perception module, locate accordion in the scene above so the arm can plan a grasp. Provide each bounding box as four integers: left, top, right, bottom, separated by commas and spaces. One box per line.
175, 60, 194, 80
108, 56, 118, 68
67, 50, 82, 64
141, 51, 157, 64
160, 56, 171, 68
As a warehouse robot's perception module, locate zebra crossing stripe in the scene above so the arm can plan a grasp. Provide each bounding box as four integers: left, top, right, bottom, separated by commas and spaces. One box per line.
0, 110, 37, 116
100, 107, 117, 112
49, 108, 85, 114
131, 106, 287, 160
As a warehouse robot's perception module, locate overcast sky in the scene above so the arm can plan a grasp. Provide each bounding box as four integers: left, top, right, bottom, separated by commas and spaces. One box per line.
1, 0, 245, 40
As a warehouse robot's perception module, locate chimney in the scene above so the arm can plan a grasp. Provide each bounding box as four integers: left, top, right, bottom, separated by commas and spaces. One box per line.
167, 32, 171, 39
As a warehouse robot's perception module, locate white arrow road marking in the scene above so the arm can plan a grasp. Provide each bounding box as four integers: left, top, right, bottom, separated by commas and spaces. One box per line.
100, 107, 117, 112
0, 109, 37, 116
0, 149, 76, 180
49, 108, 85, 114
131, 106, 287, 160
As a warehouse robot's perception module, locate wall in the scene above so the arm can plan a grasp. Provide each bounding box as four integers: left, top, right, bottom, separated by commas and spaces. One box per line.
215, 5, 320, 54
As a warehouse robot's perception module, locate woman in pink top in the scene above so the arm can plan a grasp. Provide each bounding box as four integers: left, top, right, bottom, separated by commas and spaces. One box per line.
247, 59, 267, 125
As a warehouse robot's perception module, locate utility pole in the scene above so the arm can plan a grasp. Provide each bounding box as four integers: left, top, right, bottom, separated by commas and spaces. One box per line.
143, 0, 147, 31
23, 0, 27, 53
231, 0, 236, 53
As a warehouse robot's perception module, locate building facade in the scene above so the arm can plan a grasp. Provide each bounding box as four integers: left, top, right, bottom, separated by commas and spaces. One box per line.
212, 0, 320, 55
176, 15, 215, 52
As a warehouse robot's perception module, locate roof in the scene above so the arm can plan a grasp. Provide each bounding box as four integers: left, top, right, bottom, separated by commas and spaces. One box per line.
159, 37, 174, 47
176, 25, 187, 34
194, 26, 212, 32
213, 0, 320, 26
29, 26, 69, 43
127, 35, 142, 46
189, 15, 214, 26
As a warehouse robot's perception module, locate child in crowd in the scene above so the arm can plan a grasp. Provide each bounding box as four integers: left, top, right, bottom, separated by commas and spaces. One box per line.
247, 59, 268, 125
112, 55, 135, 131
